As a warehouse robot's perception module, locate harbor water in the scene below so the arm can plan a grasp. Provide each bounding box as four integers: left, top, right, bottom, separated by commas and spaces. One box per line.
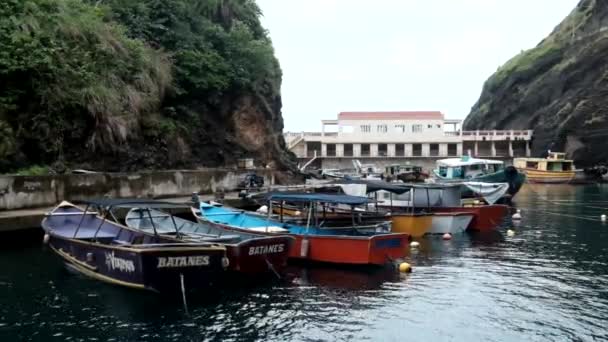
1, 185, 608, 341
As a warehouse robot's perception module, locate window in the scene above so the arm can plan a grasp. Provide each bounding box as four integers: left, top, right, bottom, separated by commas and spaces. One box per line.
341, 125, 354, 133
361, 125, 371, 133
395, 124, 406, 133
361, 144, 370, 156
377, 124, 387, 133
428, 124, 433, 129
412, 144, 422, 156
448, 143, 458, 156
437, 124, 442, 129
412, 124, 423, 133
378, 144, 387, 156
344, 144, 353, 157
326, 144, 336, 157
430, 143, 439, 156
395, 144, 405, 156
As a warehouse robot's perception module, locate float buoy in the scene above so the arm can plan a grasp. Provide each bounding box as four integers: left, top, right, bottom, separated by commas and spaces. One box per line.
294, 210, 302, 216
507, 229, 515, 237
399, 262, 412, 273
442, 233, 452, 240
221, 257, 230, 268
86, 252, 94, 263
43, 234, 50, 244
512, 209, 522, 220
602, 214, 606, 222
410, 241, 420, 248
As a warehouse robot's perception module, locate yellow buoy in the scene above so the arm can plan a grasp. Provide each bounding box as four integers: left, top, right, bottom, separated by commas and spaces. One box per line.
399, 262, 412, 273
507, 229, 515, 237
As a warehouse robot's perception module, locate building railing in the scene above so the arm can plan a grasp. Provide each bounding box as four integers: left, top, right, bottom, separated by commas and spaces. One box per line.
284, 129, 534, 144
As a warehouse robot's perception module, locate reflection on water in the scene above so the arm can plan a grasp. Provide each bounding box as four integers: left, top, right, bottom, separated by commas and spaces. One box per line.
1, 184, 608, 341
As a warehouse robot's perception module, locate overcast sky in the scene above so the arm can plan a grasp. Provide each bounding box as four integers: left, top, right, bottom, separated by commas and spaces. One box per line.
256, 0, 579, 131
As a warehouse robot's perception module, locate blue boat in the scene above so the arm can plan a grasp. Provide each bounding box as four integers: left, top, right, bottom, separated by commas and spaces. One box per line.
192, 193, 410, 266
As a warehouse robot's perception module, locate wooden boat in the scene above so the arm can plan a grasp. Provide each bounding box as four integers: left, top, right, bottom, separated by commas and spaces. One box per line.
514, 152, 576, 184
432, 156, 525, 196
193, 193, 410, 266
427, 212, 474, 234
125, 207, 294, 277
41, 200, 229, 293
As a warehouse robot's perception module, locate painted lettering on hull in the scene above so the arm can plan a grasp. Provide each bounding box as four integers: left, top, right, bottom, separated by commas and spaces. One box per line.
248, 244, 285, 256
157, 256, 210, 268
105, 252, 135, 273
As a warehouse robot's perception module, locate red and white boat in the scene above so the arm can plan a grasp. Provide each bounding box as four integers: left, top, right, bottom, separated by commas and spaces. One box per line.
431, 205, 509, 231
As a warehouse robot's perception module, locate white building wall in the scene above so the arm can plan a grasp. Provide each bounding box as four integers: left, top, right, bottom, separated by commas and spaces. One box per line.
370, 144, 378, 157
421, 144, 430, 157
388, 144, 396, 157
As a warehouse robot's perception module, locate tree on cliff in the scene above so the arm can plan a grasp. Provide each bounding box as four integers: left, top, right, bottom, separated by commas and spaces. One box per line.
0, 0, 290, 173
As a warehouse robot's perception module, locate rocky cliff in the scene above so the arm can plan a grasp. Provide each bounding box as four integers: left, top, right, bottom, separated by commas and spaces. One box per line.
0, 0, 295, 173
464, 0, 608, 165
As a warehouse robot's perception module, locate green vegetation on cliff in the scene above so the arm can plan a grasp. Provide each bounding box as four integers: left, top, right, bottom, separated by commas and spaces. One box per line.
464, 0, 608, 165
0, 0, 288, 173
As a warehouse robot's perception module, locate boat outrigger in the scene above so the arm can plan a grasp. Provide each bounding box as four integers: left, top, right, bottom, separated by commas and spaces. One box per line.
192, 193, 410, 266
42, 200, 229, 293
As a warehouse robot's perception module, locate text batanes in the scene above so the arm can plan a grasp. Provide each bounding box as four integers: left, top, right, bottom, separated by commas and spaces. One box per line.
157, 256, 210, 268
248, 244, 285, 256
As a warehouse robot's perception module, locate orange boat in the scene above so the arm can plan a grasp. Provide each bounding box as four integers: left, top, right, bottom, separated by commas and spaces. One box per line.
194, 193, 410, 266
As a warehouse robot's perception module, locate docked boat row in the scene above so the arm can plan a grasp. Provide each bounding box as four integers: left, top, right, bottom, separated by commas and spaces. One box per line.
41, 164, 520, 294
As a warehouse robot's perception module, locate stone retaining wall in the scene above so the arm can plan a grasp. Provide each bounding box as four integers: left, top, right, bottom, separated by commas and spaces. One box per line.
0, 169, 296, 210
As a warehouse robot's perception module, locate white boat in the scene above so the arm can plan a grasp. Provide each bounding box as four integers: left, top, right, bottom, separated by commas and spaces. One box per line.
427, 212, 474, 234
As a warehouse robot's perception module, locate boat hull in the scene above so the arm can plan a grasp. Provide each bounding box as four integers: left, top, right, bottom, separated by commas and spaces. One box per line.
518, 168, 575, 184
196, 217, 408, 266
126, 208, 294, 278
390, 213, 433, 237
427, 212, 474, 234
431, 205, 508, 231
433, 168, 526, 196
47, 235, 227, 292
224, 237, 294, 276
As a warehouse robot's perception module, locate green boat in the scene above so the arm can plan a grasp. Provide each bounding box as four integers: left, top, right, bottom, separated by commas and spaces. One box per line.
432, 156, 526, 196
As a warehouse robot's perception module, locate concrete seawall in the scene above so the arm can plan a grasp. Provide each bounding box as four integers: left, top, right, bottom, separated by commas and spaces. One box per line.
0, 169, 297, 211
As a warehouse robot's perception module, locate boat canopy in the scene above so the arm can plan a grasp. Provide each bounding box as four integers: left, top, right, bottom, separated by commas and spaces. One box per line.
331, 179, 459, 194
259, 192, 370, 205
437, 157, 503, 167
81, 198, 189, 209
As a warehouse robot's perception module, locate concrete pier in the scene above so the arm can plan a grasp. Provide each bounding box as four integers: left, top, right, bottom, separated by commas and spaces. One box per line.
0, 168, 301, 232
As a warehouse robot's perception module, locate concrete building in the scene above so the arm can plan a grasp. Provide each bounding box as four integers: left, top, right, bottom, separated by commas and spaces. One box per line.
284, 111, 533, 171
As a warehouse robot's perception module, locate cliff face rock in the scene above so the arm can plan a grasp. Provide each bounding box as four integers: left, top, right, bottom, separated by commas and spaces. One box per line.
0, 0, 295, 173
464, 0, 608, 165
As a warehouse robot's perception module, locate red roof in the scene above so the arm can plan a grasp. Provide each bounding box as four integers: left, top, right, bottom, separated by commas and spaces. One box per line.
338, 111, 444, 120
